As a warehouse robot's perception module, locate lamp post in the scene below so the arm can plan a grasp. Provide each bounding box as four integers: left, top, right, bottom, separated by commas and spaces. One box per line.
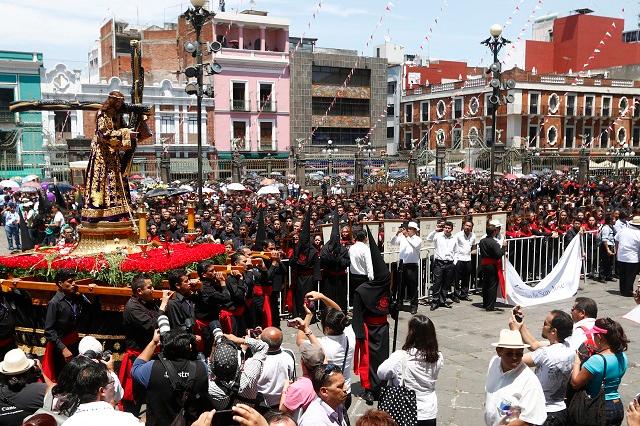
322, 139, 338, 180
184, 0, 222, 210
481, 24, 513, 196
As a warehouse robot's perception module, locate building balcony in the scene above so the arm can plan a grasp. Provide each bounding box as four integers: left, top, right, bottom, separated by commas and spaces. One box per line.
257, 100, 277, 112
311, 115, 371, 128
311, 84, 371, 100
230, 99, 250, 112
258, 139, 277, 151
216, 48, 288, 66
0, 111, 15, 124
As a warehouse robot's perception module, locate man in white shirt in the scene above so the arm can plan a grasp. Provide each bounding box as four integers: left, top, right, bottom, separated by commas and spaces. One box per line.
509, 307, 574, 423
64, 361, 141, 426
565, 296, 597, 351
257, 327, 295, 408
299, 364, 348, 426
348, 229, 373, 304
484, 329, 547, 426
614, 216, 640, 297
453, 219, 476, 302
390, 221, 422, 313
427, 221, 456, 310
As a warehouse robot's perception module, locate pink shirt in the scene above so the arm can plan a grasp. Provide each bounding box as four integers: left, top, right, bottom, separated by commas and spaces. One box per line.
284, 377, 316, 412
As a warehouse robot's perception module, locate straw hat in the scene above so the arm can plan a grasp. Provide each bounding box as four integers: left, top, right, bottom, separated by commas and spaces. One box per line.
0, 349, 35, 375
491, 329, 530, 349
629, 216, 640, 227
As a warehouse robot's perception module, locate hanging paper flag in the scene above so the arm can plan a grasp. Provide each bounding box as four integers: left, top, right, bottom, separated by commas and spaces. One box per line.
611, 22, 616, 28
583, 63, 589, 67
600, 40, 605, 45
385, 2, 394, 11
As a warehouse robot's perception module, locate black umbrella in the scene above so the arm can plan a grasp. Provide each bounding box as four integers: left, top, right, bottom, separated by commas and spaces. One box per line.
168, 187, 191, 197
55, 182, 74, 193
145, 188, 171, 198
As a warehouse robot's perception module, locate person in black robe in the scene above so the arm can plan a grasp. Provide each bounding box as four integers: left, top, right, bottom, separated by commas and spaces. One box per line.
352, 225, 390, 405
292, 208, 321, 318
479, 223, 507, 311
320, 210, 351, 311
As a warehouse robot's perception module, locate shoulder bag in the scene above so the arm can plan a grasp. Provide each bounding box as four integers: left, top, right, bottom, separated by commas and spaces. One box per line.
378, 350, 418, 426
567, 353, 607, 426
158, 356, 198, 426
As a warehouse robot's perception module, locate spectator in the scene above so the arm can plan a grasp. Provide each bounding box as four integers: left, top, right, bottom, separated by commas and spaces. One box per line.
132, 328, 211, 426
300, 292, 355, 409
208, 331, 268, 410
378, 314, 443, 426
348, 229, 374, 301
257, 327, 296, 408
22, 413, 57, 426
0, 349, 49, 425
570, 318, 629, 426
60, 361, 139, 425
298, 364, 348, 426
356, 409, 398, 426
565, 297, 597, 351
280, 341, 325, 421
77, 336, 123, 404
484, 329, 547, 426
2, 202, 20, 251
614, 216, 640, 297
509, 308, 574, 424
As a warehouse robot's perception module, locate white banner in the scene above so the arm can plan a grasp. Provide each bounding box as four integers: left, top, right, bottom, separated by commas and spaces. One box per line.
504, 236, 582, 307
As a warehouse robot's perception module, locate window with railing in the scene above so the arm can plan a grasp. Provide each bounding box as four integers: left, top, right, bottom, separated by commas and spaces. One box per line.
187, 117, 198, 144
585, 95, 594, 116
602, 97, 611, 117
404, 104, 413, 123
0, 88, 14, 123
566, 95, 576, 116
232, 82, 248, 111
259, 121, 274, 150
160, 115, 175, 143
452, 128, 462, 149
453, 98, 463, 119
420, 102, 429, 122
529, 93, 540, 115
232, 121, 248, 149
258, 83, 275, 112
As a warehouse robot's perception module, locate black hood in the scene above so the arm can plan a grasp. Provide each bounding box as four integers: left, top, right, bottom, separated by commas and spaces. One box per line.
366, 224, 390, 286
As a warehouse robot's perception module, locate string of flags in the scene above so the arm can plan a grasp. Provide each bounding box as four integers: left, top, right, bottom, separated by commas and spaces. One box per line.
418, 0, 449, 52
504, 0, 544, 64
581, 8, 624, 70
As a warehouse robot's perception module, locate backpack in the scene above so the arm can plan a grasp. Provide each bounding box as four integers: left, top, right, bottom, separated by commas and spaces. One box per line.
157, 356, 197, 426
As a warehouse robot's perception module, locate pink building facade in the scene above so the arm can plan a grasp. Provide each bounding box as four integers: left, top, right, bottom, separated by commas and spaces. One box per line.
211, 11, 290, 156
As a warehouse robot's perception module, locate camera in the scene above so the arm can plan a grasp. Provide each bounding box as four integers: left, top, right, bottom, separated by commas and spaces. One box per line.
158, 315, 171, 335
83, 349, 112, 363
212, 327, 224, 345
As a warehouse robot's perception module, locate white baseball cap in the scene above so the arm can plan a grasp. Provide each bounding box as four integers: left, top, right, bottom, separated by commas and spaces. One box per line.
407, 221, 419, 230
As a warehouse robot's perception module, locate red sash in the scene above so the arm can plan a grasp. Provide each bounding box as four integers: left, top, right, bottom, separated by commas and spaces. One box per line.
194, 319, 210, 353
118, 348, 142, 403
481, 257, 506, 298
353, 315, 388, 391
0, 337, 14, 348
252, 286, 273, 328
219, 305, 246, 334
42, 331, 79, 381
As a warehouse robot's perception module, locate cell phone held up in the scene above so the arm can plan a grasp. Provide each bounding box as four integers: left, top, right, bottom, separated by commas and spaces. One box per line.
512, 306, 523, 323
304, 298, 316, 311
286, 319, 299, 328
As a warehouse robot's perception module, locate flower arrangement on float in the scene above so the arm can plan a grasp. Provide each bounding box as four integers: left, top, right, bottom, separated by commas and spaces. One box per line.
0, 242, 227, 287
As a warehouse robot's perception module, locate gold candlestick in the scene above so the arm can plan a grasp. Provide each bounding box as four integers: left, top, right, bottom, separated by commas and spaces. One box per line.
186, 198, 196, 233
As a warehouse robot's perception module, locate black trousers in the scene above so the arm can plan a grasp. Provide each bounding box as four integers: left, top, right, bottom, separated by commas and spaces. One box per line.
269, 290, 281, 328
322, 273, 348, 312
349, 274, 369, 307
402, 263, 419, 308
479, 264, 498, 310
431, 259, 455, 306
599, 244, 614, 280
616, 260, 639, 296
366, 322, 389, 396
294, 275, 316, 318
454, 260, 472, 298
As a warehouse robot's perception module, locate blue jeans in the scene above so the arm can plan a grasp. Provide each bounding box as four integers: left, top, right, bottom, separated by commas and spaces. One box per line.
605, 399, 624, 426
5, 226, 19, 250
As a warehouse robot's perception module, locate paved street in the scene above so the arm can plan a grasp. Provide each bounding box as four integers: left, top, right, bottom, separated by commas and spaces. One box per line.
1, 231, 637, 425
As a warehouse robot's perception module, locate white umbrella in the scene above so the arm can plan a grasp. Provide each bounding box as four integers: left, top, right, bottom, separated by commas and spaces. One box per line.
227, 183, 247, 191
179, 184, 194, 192
0, 180, 19, 189
257, 185, 280, 195
23, 174, 39, 182
202, 187, 215, 194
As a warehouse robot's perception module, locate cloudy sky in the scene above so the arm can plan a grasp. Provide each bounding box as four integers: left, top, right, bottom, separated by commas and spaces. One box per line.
1, 0, 637, 73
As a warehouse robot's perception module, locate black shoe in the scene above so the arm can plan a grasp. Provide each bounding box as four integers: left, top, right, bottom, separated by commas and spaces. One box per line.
451, 296, 460, 303
410, 306, 418, 314
460, 296, 473, 301
362, 390, 375, 406
430, 304, 439, 311
486, 307, 504, 312
442, 302, 453, 308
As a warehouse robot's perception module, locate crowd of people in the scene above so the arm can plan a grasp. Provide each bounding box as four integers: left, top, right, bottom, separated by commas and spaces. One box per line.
1, 175, 640, 425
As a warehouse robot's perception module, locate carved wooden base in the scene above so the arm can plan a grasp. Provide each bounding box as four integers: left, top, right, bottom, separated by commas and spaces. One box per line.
73, 220, 140, 255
